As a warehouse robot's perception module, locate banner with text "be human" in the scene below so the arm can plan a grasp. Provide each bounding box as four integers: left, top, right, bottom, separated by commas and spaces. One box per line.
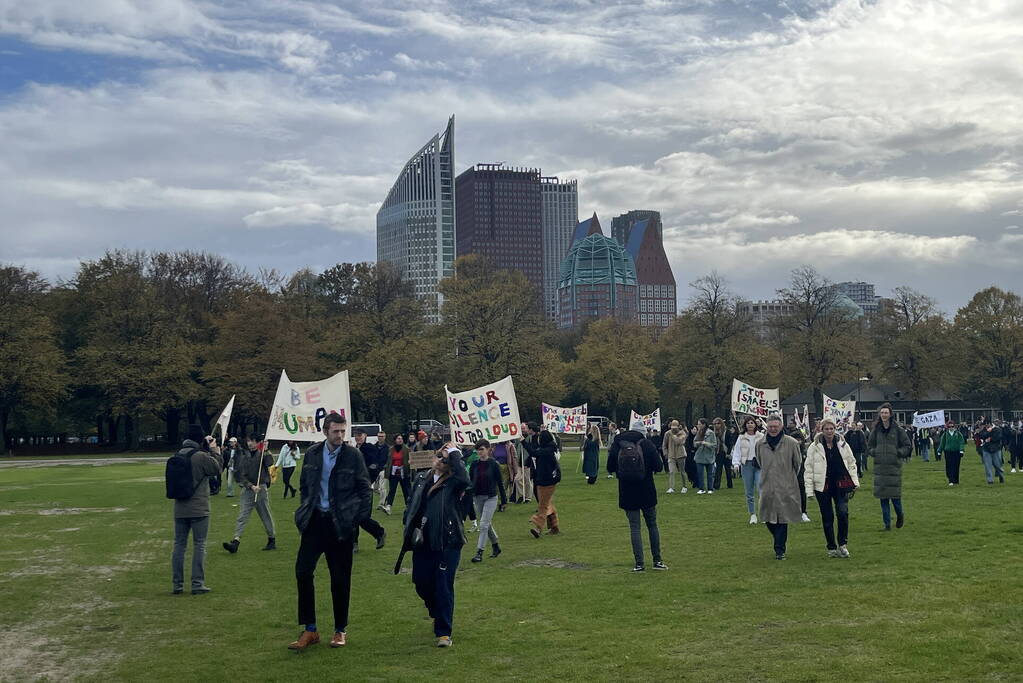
542, 403, 588, 434
265, 369, 351, 443
447, 376, 521, 445
731, 379, 780, 419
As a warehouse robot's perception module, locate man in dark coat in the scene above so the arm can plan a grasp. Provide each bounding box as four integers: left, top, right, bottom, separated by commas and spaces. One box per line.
607, 420, 666, 572
288, 413, 372, 651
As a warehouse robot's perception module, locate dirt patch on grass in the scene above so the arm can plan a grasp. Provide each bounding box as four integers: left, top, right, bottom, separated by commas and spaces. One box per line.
37, 507, 128, 515
512, 558, 589, 570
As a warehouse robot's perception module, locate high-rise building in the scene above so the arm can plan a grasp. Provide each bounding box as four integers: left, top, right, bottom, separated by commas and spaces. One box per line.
836, 281, 882, 315
541, 176, 578, 321
557, 214, 638, 329
611, 209, 662, 246
454, 164, 543, 297
376, 116, 455, 322
613, 210, 676, 329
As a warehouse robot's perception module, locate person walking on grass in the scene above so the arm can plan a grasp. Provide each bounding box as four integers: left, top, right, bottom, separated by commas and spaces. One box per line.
608, 419, 667, 572
1008, 422, 1023, 474
222, 436, 243, 497
170, 425, 223, 595
756, 415, 803, 560
784, 422, 812, 523
662, 420, 688, 494
978, 418, 1006, 485
713, 418, 735, 490
692, 418, 717, 495
395, 445, 470, 648
348, 429, 387, 554
731, 416, 764, 524
223, 435, 276, 553
868, 403, 912, 531
804, 419, 859, 558
469, 439, 506, 563
382, 434, 411, 515
522, 430, 562, 537
372, 430, 390, 504
275, 440, 301, 499
583, 423, 602, 485
288, 413, 372, 651
845, 422, 867, 478
937, 420, 966, 486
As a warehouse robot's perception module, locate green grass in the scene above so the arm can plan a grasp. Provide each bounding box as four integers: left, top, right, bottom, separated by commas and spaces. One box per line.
1, 446, 1021, 682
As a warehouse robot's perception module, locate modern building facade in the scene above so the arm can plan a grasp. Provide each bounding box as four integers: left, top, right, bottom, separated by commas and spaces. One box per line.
541, 176, 579, 321
737, 299, 797, 339
836, 281, 882, 315
557, 214, 638, 329
614, 210, 676, 329
376, 116, 455, 322
454, 164, 543, 297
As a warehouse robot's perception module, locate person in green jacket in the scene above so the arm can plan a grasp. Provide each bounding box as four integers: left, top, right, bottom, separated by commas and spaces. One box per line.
867, 403, 913, 530
937, 420, 967, 486
692, 418, 717, 495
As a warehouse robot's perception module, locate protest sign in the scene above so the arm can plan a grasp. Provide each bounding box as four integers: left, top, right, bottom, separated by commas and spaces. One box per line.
731, 379, 780, 418
629, 408, 661, 433
265, 369, 351, 443
913, 410, 945, 429
446, 376, 521, 445
212, 394, 235, 444
542, 403, 588, 434
409, 450, 435, 470
822, 393, 856, 429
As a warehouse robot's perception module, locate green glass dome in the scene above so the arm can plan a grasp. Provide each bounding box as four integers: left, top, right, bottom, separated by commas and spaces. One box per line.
559, 233, 638, 287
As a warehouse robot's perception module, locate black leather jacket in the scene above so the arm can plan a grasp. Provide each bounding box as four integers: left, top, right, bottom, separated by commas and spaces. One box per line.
401, 453, 470, 553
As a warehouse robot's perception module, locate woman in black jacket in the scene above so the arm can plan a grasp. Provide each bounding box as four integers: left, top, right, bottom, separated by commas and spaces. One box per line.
521, 430, 561, 538
395, 446, 469, 647
468, 439, 507, 562
607, 420, 667, 572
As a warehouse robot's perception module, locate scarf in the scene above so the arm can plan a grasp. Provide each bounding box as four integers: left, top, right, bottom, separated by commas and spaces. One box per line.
765, 432, 783, 450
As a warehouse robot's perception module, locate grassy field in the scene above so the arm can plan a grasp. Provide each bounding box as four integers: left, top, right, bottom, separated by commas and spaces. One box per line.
1, 446, 1022, 682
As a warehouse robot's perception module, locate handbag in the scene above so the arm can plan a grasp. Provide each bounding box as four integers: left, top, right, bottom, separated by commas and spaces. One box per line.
411, 516, 428, 549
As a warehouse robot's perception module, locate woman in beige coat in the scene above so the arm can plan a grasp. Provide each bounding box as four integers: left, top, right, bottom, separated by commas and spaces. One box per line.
804, 419, 860, 558
755, 414, 804, 560
662, 420, 689, 493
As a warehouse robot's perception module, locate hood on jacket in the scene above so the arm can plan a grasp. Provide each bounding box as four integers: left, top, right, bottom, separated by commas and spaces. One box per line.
620, 430, 645, 443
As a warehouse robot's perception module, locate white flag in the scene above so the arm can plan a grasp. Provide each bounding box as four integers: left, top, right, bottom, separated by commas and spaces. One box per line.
212, 394, 235, 444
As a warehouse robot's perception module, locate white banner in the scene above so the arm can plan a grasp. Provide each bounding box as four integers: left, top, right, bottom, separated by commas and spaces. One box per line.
542, 402, 588, 434
913, 410, 945, 429
446, 376, 521, 445
266, 370, 352, 443
629, 408, 661, 433
731, 379, 780, 418
212, 394, 235, 444
822, 393, 856, 429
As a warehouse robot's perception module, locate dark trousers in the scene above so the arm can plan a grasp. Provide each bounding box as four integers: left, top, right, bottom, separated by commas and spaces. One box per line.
356, 515, 386, 542
880, 498, 903, 528
814, 489, 849, 550
386, 477, 410, 507
626, 506, 661, 566
412, 548, 461, 637
852, 451, 864, 477
944, 451, 962, 483
713, 453, 733, 489
296, 509, 354, 632
282, 466, 296, 498
766, 522, 788, 555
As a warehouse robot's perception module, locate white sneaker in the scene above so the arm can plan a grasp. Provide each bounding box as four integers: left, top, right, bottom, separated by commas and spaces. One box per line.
680, 488, 688, 494
948, 482, 955, 486
697, 490, 705, 495
749, 514, 757, 525
707, 490, 714, 495
1012, 468, 1018, 473
801, 513, 811, 523
470, 522, 479, 532
666, 488, 675, 494
839, 545, 850, 558
383, 505, 392, 515
606, 474, 613, 479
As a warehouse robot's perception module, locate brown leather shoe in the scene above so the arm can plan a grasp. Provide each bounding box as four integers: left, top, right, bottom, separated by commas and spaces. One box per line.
288, 630, 320, 651
330, 631, 347, 648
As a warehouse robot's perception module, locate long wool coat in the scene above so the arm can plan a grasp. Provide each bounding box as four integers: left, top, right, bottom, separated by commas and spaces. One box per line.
868, 422, 912, 499
755, 434, 804, 524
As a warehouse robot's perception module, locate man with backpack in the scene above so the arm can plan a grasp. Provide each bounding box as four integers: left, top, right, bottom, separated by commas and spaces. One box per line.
223, 435, 277, 553
607, 419, 667, 572
168, 424, 223, 595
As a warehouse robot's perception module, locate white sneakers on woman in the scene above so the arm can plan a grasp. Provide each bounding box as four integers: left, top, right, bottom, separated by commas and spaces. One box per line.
749, 514, 757, 525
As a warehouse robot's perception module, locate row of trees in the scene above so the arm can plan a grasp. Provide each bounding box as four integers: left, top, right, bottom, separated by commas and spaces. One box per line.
2, 252, 1021, 453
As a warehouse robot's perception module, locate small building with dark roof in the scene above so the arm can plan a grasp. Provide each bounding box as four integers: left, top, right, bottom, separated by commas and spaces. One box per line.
781, 383, 1001, 426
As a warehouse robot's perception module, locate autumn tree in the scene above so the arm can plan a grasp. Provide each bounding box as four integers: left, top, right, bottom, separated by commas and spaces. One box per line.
953, 287, 1023, 412
570, 318, 657, 423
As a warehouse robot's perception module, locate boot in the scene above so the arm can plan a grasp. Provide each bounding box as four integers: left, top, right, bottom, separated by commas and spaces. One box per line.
222, 538, 239, 554
490, 543, 501, 559
262, 537, 276, 551
471, 549, 483, 563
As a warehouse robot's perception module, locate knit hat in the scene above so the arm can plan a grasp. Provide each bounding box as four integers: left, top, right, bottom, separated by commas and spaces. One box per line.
417, 430, 427, 440
185, 424, 204, 444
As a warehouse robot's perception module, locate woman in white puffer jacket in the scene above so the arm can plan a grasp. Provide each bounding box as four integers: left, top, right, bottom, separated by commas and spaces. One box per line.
730, 416, 764, 525
804, 419, 859, 558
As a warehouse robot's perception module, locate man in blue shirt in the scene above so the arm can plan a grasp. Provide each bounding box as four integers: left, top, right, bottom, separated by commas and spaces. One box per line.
289, 413, 372, 651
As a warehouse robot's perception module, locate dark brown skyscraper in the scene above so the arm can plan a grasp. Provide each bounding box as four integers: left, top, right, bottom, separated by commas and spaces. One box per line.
455, 164, 543, 296
613, 210, 677, 329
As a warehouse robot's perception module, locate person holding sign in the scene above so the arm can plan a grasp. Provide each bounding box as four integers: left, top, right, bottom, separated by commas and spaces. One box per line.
382, 435, 412, 515
521, 430, 561, 537
222, 435, 276, 554
867, 403, 912, 531
804, 419, 859, 558
583, 424, 602, 485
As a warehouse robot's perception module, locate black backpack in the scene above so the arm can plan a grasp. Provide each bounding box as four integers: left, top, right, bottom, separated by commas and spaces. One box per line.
617, 439, 646, 482
165, 448, 198, 500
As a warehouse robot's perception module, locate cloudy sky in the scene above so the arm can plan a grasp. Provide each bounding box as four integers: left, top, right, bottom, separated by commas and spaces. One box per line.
1, 0, 1021, 310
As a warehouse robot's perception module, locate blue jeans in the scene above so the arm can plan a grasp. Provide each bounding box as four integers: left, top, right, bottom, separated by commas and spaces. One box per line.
982, 450, 1004, 483
172, 516, 209, 590
696, 462, 714, 491
412, 548, 461, 637
919, 442, 930, 461
880, 498, 903, 528
741, 462, 761, 514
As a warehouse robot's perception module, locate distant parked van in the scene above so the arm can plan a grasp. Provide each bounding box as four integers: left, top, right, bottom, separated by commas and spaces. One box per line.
351, 423, 383, 444
587, 415, 610, 434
